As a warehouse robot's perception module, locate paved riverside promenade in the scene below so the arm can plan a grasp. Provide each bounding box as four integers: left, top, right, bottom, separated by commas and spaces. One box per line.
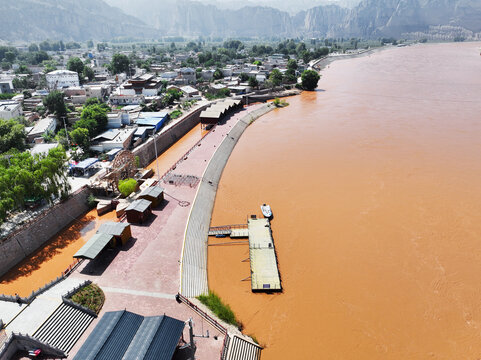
67, 104, 271, 358
0, 103, 272, 359
181, 104, 274, 297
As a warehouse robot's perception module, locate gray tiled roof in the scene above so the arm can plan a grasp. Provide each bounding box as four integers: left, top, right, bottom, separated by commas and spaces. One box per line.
97, 221, 130, 237
73, 233, 114, 260
125, 199, 152, 213
139, 186, 164, 199
73, 310, 185, 360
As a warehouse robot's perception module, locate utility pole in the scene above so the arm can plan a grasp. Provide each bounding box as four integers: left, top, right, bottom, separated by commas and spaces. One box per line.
62, 116, 69, 145
152, 132, 160, 181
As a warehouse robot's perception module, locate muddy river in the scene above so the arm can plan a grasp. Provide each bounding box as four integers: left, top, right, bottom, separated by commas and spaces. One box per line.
209, 43, 481, 359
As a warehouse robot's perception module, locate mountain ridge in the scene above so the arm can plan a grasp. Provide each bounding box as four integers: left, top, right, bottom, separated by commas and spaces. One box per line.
2, 0, 481, 42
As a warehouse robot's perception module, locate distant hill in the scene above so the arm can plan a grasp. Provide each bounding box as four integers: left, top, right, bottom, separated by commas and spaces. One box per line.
108, 0, 481, 40
0, 0, 157, 42
2, 0, 481, 41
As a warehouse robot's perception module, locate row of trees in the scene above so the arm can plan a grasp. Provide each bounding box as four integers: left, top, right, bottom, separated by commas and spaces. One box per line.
0, 143, 70, 223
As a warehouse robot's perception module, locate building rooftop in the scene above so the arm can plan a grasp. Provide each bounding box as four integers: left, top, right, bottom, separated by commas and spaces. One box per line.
139, 186, 164, 199
73, 233, 114, 260
126, 199, 152, 213
73, 310, 185, 360
97, 221, 130, 237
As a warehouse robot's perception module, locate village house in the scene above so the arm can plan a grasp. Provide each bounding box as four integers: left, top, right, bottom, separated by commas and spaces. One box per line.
120, 74, 162, 96
176, 67, 196, 85
0, 79, 14, 94
90, 128, 135, 152
0, 101, 22, 119
46, 70, 80, 90
109, 94, 145, 106
27, 117, 56, 142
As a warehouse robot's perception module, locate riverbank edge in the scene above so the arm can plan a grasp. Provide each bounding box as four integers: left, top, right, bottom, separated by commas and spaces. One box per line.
180, 103, 275, 298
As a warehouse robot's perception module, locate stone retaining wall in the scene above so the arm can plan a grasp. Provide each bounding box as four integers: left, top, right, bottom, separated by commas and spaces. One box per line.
0, 186, 92, 278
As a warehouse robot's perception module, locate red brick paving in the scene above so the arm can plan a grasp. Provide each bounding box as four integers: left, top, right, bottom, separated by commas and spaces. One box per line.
68, 105, 264, 359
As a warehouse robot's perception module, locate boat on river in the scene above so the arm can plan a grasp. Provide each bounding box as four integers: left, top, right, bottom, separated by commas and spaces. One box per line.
261, 204, 272, 218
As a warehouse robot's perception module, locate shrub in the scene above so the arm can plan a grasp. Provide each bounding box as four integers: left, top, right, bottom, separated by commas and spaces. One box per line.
70, 283, 105, 314
87, 194, 97, 208
118, 178, 137, 197
197, 292, 240, 328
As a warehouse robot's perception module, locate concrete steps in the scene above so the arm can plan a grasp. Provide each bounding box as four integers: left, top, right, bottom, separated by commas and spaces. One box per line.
33, 302, 95, 354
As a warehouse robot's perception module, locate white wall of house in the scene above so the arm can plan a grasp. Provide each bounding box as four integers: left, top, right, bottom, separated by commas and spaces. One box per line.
46, 70, 80, 89
0, 102, 22, 119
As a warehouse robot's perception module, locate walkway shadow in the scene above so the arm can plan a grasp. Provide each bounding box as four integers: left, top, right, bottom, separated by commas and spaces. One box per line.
153, 199, 169, 211
136, 213, 158, 227
80, 238, 137, 276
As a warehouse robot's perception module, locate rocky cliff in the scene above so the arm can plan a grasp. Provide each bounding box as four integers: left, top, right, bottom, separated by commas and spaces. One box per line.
3, 0, 481, 41
0, 0, 156, 42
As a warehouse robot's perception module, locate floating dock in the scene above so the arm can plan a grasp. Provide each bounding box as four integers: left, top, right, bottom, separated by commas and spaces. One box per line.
248, 217, 281, 292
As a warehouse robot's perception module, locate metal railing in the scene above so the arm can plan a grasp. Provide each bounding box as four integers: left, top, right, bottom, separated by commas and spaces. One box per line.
176, 293, 227, 335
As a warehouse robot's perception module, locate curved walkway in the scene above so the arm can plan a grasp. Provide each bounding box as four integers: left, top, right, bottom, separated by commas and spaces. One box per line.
180, 104, 274, 298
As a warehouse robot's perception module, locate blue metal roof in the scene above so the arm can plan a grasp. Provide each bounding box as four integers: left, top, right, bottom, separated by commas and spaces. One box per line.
73, 310, 185, 360
74, 158, 98, 170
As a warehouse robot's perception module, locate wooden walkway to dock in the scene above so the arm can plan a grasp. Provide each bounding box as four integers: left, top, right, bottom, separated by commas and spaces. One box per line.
208, 224, 249, 238
248, 217, 281, 292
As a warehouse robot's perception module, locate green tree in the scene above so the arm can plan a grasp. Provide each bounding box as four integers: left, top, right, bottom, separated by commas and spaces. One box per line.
28, 43, 39, 52
301, 70, 320, 91
0, 146, 70, 222
70, 127, 90, 153
4, 51, 15, 63
0, 119, 26, 154
269, 69, 283, 87
239, 73, 249, 82
213, 69, 223, 80
287, 59, 298, 71
118, 178, 137, 197
110, 53, 130, 75
43, 90, 67, 118
75, 103, 110, 136
86, 40, 94, 49
83, 66, 95, 82
67, 57, 84, 78
248, 76, 259, 89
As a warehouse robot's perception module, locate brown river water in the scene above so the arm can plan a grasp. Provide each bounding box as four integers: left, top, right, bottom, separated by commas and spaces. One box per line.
0, 124, 205, 297
208, 42, 481, 359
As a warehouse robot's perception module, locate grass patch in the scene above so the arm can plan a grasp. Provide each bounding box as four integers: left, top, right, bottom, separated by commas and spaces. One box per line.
272, 97, 289, 107
170, 109, 183, 119
70, 283, 105, 314
197, 292, 240, 328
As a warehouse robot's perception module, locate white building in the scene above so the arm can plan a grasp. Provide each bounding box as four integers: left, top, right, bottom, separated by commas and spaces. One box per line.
0, 79, 14, 94
28, 117, 56, 142
46, 70, 80, 90
0, 101, 22, 119
90, 128, 136, 152
109, 94, 145, 106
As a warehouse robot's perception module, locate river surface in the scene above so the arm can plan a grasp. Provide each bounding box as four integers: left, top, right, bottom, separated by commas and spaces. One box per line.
208, 42, 481, 359
0, 124, 206, 296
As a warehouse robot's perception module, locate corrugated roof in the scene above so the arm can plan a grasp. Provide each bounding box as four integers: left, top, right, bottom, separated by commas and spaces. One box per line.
74, 158, 98, 170
73, 233, 113, 260
97, 221, 130, 237
126, 199, 152, 213
73, 311, 185, 360
200, 110, 222, 119
93, 129, 120, 141
139, 186, 164, 199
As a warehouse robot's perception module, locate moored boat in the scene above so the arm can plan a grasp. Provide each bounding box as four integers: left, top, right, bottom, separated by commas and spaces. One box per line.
261, 204, 272, 218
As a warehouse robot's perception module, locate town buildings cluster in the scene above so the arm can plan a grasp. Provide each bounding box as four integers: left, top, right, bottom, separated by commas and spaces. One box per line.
0, 43, 307, 160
